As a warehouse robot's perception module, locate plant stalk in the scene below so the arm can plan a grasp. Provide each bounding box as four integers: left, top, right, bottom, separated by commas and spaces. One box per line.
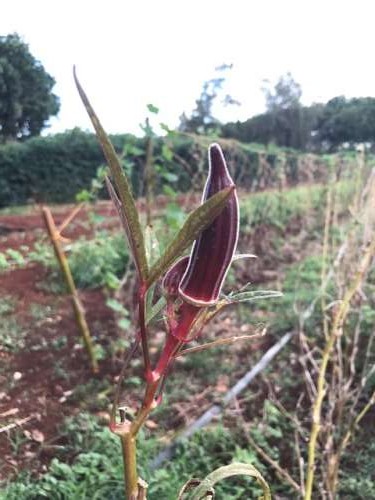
120, 432, 140, 500
304, 236, 375, 499
41, 206, 98, 373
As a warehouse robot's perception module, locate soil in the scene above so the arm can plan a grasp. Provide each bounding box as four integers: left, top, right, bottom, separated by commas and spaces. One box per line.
0, 198, 309, 482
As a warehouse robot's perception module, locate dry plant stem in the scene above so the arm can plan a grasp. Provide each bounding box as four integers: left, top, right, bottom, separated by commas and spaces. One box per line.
304, 236, 375, 500
176, 333, 263, 357
327, 389, 375, 497
57, 202, 84, 234
340, 389, 375, 452
321, 185, 333, 340
41, 206, 98, 373
245, 431, 301, 494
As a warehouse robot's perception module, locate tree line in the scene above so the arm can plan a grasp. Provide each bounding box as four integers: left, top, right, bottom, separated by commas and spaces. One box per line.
181, 72, 375, 152
1, 34, 375, 153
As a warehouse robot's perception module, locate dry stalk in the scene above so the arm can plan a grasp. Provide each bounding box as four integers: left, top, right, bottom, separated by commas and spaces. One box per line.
304, 235, 375, 499
245, 429, 302, 494
42, 206, 98, 373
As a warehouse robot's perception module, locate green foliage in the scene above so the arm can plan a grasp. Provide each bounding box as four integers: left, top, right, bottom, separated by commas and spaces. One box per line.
65, 233, 129, 289
0, 248, 26, 269
106, 298, 131, 331
316, 96, 375, 150
222, 73, 323, 151
0, 33, 59, 141
240, 180, 354, 232
0, 123, 350, 208
0, 296, 27, 352
0, 129, 129, 206
339, 430, 375, 498
28, 233, 129, 290
0, 416, 269, 500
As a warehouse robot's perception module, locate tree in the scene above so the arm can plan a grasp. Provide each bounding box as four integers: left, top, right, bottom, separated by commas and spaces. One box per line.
261, 73, 305, 149
0, 33, 59, 142
179, 64, 239, 135
222, 73, 324, 151
316, 96, 375, 150
262, 72, 302, 112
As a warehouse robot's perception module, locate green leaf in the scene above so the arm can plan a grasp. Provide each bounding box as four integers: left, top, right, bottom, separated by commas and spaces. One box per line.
118, 317, 131, 330
181, 463, 271, 500
106, 298, 128, 315
161, 144, 173, 162
163, 185, 177, 198
162, 172, 179, 183
144, 225, 162, 321
75, 189, 92, 202
146, 296, 166, 325
0, 253, 9, 269
6, 249, 24, 264
144, 225, 161, 266
146, 186, 234, 287
73, 68, 148, 282
147, 103, 159, 114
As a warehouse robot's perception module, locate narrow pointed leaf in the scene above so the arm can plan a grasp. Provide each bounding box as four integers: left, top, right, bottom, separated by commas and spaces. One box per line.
105, 176, 137, 259
232, 253, 258, 261
74, 68, 148, 281
185, 463, 271, 500
145, 296, 166, 325
144, 225, 161, 266
146, 186, 234, 287
227, 290, 283, 304
144, 225, 162, 319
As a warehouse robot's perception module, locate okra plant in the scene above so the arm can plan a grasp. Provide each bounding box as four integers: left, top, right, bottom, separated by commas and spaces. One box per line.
74, 68, 274, 499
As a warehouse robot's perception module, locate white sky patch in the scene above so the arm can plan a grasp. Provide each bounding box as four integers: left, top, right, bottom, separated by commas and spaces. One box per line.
2, 0, 375, 136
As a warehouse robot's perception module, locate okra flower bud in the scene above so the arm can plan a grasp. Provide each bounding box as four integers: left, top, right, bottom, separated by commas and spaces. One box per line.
178, 144, 239, 306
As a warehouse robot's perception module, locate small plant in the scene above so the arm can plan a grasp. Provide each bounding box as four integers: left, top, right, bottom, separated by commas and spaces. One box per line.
74, 69, 279, 499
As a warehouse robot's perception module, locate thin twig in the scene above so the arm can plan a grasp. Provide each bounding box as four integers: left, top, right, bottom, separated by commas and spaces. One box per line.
246, 430, 301, 494
0, 415, 35, 434
176, 333, 264, 357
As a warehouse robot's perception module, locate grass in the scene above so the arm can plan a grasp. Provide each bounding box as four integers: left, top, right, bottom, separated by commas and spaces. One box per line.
0, 296, 28, 353
0, 414, 278, 499
240, 179, 354, 231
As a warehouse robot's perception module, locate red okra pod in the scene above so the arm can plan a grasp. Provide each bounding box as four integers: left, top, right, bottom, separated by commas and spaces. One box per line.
178, 143, 239, 306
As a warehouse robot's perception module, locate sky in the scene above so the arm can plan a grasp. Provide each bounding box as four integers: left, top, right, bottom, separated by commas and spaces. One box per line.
2, 0, 375, 136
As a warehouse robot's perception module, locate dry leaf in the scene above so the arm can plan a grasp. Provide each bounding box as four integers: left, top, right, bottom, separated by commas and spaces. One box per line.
0, 408, 19, 417
31, 429, 45, 443
145, 419, 158, 429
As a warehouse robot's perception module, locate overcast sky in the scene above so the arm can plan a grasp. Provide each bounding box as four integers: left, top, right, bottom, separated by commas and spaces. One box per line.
2, 0, 375, 136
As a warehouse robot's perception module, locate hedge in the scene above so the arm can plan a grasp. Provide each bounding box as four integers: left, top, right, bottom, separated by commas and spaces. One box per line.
0, 129, 341, 207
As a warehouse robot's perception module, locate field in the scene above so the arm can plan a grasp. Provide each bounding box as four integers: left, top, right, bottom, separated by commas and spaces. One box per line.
0, 155, 374, 499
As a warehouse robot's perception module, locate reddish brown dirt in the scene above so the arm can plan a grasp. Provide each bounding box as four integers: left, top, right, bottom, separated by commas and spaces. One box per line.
0, 201, 130, 480
0, 260, 123, 479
